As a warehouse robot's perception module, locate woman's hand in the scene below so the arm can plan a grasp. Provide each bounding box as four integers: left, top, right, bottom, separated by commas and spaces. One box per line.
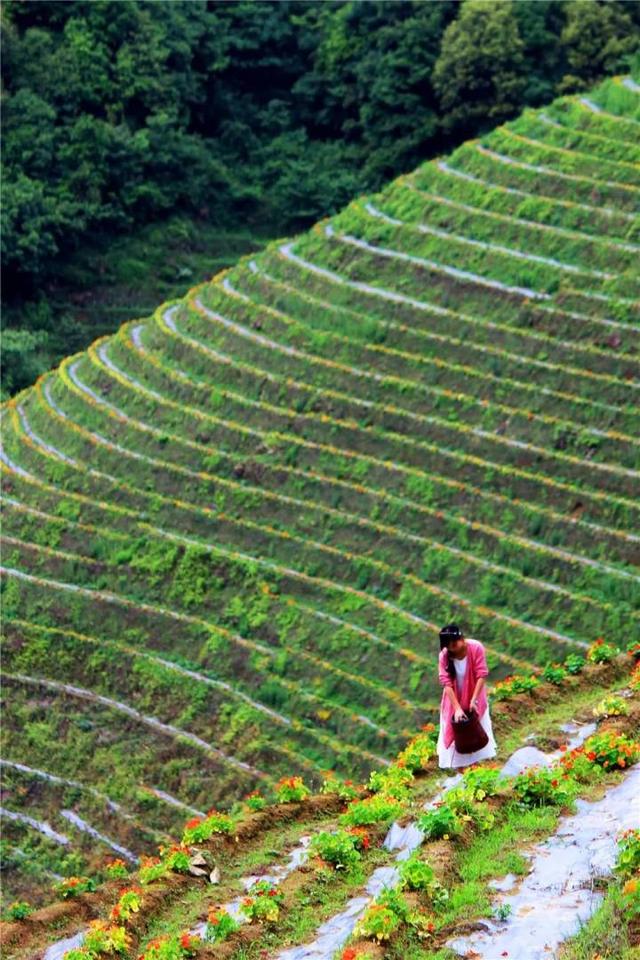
454, 706, 467, 722
469, 698, 477, 713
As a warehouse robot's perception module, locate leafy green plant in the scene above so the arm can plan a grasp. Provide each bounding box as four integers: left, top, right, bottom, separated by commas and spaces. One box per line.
138, 931, 200, 960
563, 653, 585, 675
492, 674, 541, 701
512, 767, 577, 808
581, 731, 639, 770
205, 907, 240, 943
417, 803, 462, 840
5, 901, 32, 920
542, 662, 568, 685
462, 765, 504, 799
586, 639, 619, 664
309, 829, 363, 870
615, 829, 640, 878
240, 880, 284, 923
593, 695, 629, 719
275, 776, 310, 803
104, 858, 129, 881
320, 771, 360, 801
182, 810, 236, 843
54, 876, 97, 898
244, 790, 267, 811
368, 763, 413, 800
398, 852, 448, 907
340, 794, 405, 827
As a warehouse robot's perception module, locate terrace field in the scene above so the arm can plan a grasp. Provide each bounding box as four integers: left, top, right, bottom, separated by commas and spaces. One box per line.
1, 72, 639, 930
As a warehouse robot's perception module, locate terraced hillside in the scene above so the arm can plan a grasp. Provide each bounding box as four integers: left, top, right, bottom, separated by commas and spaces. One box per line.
2, 73, 639, 912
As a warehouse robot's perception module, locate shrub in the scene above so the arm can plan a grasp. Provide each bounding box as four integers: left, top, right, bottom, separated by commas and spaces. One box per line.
54, 876, 97, 898
5, 901, 32, 920
586, 639, 619, 664
512, 767, 577, 808
309, 829, 363, 870
581, 732, 639, 770
417, 803, 462, 840
240, 880, 284, 923
353, 902, 401, 942
339, 794, 405, 827
182, 810, 235, 844
205, 907, 240, 943
542, 663, 568, 685
564, 653, 585, 675
593, 695, 629, 719
275, 776, 310, 803
398, 853, 448, 907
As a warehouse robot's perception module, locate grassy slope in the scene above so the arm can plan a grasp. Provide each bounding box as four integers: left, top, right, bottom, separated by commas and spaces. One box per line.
1, 73, 639, 910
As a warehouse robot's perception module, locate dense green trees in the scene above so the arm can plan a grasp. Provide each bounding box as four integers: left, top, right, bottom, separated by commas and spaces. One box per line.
2, 0, 639, 396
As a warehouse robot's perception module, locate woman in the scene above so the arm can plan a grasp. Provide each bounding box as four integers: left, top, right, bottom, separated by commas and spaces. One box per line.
437, 622, 497, 769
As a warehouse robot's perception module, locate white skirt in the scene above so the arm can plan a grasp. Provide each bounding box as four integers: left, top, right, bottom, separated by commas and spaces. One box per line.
437, 703, 497, 769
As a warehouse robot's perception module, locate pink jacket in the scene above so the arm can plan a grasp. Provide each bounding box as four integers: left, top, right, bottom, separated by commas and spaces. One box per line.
438, 638, 489, 749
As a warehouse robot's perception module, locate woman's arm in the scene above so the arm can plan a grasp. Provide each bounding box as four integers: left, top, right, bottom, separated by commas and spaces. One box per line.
439, 651, 466, 721
445, 685, 467, 721
469, 676, 485, 713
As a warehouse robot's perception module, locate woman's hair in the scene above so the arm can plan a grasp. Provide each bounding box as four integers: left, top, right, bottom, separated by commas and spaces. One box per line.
439, 623, 463, 680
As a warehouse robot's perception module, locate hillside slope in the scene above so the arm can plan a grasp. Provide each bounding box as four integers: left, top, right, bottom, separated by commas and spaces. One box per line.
1, 73, 639, 911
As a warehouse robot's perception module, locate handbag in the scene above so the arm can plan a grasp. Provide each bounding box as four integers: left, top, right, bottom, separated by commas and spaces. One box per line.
452, 709, 489, 754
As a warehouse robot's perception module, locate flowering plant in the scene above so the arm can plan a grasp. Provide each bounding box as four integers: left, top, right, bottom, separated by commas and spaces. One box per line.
239, 880, 284, 923
630, 662, 640, 690
65, 919, 129, 958
244, 790, 267, 811
558, 745, 605, 783
462, 764, 504, 799
626, 641, 640, 661
319, 771, 360, 801
417, 803, 461, 840
586, 638, 619, 663
138, 931, 199, 960
398, 852, 448, 907
309, 829, 364, 870
353, 902, 401, 941
368, 764, 413, 800
396, 729, 434, 772
620, 877, 640, 921
275, 776, 310, 803
581, 731, 639, 770
593, 695, 629, 719
615, 829, 640, 878
492, 674, 540, 701
109, 887, 142, 923
182, 810, 235, 844
512, 767, 577, 808
205, 906, 240, 943
104, 858, 129, 881
5, 901, 32, 920
339, 794, 404, 827
54, 876, 97, 898
139, 856, 168, 885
